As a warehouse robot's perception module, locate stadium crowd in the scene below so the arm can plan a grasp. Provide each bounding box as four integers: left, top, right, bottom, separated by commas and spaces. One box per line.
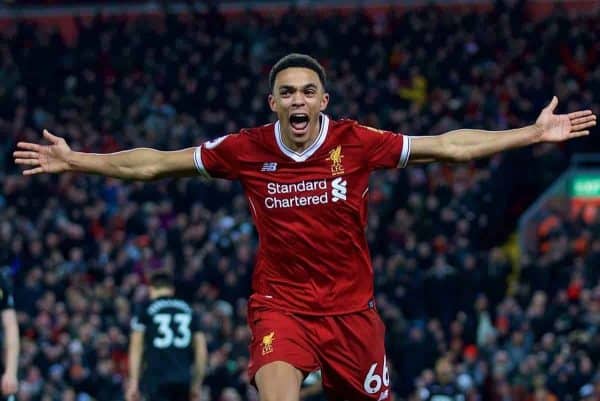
1, 2, 599, 400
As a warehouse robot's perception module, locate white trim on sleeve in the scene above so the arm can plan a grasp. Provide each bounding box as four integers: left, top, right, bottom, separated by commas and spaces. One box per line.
398, 135, 412, 168
193, 146, 212, 179
130, 317, 146, 332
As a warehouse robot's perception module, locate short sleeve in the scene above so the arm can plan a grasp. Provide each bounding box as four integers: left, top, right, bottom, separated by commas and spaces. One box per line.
356, 124, 411, 170
190, 311, 202, 334
194, 133, 244, 180
130, 304, 146, 332
0, 274, 15, 310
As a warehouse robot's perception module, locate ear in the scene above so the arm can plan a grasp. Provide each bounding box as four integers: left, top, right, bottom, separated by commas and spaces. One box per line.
268, 94, 277, 112
320, 92, 330, 111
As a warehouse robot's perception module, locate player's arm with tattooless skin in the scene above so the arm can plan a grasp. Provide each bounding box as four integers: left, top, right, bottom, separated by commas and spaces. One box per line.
1, 309, 18, 397
191, 332, 207, 400
408, 96, 596, 164
126, 330, 144, 401
1, 284, 19, 398
14, 130, 198, 180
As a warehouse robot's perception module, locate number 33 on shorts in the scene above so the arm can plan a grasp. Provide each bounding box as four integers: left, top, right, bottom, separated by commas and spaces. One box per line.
363, 355, 390, 396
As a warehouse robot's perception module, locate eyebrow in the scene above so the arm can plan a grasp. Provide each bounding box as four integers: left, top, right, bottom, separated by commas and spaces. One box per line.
278, 84, 319, 92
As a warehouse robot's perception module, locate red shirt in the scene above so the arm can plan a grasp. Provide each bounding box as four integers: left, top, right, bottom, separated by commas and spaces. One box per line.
195, 114, 411, 315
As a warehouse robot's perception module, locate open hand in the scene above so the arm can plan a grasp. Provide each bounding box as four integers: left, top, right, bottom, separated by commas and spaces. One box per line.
536, 96, 596, 142
13, 129, 72, 175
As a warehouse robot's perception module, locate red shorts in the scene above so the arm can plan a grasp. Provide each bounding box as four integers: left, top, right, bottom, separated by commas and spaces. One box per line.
248, 304, 391, 401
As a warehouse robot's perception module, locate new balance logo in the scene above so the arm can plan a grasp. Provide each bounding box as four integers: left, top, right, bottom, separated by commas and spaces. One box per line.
331, 177, 347, 202
261, 162, 278, 172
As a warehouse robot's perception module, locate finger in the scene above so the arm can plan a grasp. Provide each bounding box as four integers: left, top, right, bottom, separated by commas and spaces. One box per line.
43, 129, 61, 144
16, 142, 41, 151
569, 130, 590, 138
571, 121, 596, 131
545, 96, 558, 112
14, 158, 41, 166
568, 110, 593, 119
13, 151, 39, 159
570, 115, 596, 126
23, 167, 44, 175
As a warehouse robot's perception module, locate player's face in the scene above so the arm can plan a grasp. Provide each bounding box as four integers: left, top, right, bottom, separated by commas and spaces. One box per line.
269, 67, 329, 152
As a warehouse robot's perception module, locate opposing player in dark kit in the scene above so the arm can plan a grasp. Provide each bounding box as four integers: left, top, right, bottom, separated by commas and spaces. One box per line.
127, 271, 206, 401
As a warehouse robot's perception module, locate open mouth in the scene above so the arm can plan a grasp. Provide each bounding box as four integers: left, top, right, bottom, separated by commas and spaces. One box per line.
289, 113, 310, 132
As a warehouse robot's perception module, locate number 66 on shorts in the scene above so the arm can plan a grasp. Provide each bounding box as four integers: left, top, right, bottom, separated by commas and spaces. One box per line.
363, 355, 390, 394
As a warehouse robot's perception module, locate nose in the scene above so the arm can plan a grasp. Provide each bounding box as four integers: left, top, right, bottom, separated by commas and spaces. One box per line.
291, 92, 305, 107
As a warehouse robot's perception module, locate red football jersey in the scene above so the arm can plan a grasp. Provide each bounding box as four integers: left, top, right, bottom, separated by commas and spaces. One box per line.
194, 114, 411, 315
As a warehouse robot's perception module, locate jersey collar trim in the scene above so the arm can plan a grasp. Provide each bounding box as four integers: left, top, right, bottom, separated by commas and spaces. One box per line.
274, 113, 330, 162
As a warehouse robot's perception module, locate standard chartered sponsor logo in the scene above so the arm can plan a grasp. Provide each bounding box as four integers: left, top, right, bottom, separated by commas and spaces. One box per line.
264, 193, 329, 208
331, 177, 347, 202
264, 179, 347, 209
267, 180, 327, 194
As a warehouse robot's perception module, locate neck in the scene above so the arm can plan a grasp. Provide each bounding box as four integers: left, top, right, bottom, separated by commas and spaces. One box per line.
151, 288, 174, 299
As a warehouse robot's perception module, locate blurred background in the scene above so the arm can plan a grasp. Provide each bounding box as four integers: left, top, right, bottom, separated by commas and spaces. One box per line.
1, 0, 599, 400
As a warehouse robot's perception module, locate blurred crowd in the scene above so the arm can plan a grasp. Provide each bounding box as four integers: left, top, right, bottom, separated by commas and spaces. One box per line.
1, 2, 599, 401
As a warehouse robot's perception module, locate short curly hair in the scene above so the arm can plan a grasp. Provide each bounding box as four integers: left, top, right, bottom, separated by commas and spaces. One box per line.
269, 53, 326, 92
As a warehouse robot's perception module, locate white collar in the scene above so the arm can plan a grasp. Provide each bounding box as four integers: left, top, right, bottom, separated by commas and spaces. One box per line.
275, 113, 330, 162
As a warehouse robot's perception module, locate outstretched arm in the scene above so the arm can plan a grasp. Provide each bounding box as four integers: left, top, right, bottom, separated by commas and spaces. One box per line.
409, 97, 596, 164
14, 130, 197, 180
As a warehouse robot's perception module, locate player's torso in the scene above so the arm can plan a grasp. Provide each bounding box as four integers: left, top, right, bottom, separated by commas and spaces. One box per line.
142, 297, 194, 377
199, 115, 407, 313
238, 116, 371, 235
234, 117, 376, 313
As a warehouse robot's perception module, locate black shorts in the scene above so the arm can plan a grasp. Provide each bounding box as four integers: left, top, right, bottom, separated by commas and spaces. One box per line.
144, 381, 190, 401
